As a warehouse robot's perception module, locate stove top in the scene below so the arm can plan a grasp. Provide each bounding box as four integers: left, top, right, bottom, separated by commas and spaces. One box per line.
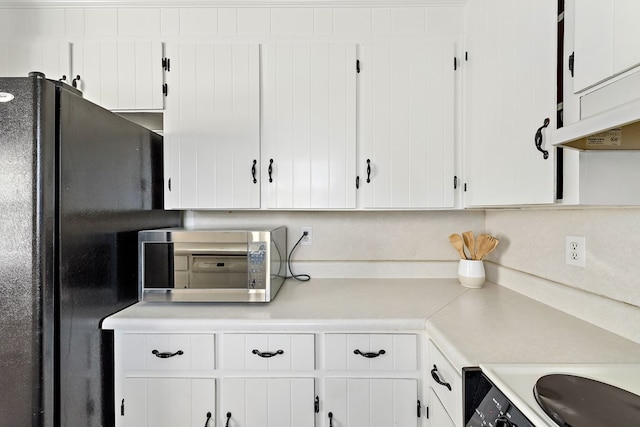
479, 364, 640, 426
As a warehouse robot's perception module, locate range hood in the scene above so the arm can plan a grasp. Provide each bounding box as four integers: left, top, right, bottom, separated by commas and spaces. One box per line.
553, 98, 640, 150
554, 69, 640, 150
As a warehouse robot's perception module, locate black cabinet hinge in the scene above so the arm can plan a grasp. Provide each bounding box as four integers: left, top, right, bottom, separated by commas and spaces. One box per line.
454, 57, 457, 71
454, 175, 458, 189
417, 400, 421, 418
356, 59, 361, 73
315, 396, 320, 413
568, 52, 575, 77
162, 57, 170, 71
356, 176, 360, 189
465, 51, 468, 61
464, 182, 467, 192
162, 83, 168, 96
120, 399, 125, 416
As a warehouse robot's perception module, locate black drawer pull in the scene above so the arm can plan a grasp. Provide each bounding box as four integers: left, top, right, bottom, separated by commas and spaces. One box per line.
354, 349, 386, 358
152, 349, 184, 359
252, 349, 284, 358
431, 364, 452, 391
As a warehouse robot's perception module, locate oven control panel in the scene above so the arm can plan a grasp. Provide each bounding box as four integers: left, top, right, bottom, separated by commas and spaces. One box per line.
463, 367, 535, 427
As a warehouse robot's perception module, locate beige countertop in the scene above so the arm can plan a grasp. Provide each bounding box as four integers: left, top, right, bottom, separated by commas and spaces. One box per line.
102, 278, 640, 370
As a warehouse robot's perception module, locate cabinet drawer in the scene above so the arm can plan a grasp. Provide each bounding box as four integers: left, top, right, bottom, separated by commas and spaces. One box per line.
428, 340, 461, 426
324, 334, 417, 371
222, 333, 315, 371
122, 333, 215, 371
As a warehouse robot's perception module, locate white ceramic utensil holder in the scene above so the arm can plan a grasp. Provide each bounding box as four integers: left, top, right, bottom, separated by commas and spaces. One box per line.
458, 259, 485, 288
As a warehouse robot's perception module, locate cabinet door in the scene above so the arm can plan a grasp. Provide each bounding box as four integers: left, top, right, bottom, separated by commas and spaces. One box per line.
262, 43, 357, 209
0, 41, 70, 81
164, 42, 260, 209
428, 388, 456, 427
122, 378, 215, 427
324, 378, 418, 427
361, 41, 455, 208
573, 0, 640, 93
222, 378, 315, 427
73, 41, 164, 110
464, 0, 556, 206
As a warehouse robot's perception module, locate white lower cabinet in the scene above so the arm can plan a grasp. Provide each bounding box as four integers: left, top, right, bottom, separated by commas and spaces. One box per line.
428, 387, 455, 427
123, 378, 215, 427
222, 378, 316, 427
115, 331, 429, 427
324, 378, 419, 427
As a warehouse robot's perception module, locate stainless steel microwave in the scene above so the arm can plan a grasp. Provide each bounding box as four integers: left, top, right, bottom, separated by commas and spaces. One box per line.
138, 227, 287, 302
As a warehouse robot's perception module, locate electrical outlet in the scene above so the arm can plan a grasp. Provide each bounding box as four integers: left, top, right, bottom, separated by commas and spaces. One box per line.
565, 236, 586, 267
300, 227, 313, 246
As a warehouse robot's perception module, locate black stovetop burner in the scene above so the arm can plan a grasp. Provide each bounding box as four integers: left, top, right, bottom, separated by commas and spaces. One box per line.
534, 373, 640, 426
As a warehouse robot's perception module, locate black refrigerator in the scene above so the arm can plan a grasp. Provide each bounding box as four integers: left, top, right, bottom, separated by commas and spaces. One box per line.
0, 75, 181, 426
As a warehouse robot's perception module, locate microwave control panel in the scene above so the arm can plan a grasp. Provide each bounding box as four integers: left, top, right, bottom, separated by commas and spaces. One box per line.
248, 241, 268, 289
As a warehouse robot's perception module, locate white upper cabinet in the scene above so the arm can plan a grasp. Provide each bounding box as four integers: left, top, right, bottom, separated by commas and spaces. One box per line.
72, 41, 164, 110
261, 43, 357, 210
0, 41, 70, 81
573, 0, 640, 93
163, 42, 261, 210
464, 0, 557, 207
360, 41, 456, 209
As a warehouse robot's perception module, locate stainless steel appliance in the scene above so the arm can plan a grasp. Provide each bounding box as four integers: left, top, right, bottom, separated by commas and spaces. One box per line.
463, 364, 640, 426
138, 227, 287, 302
0, 74, 181, 426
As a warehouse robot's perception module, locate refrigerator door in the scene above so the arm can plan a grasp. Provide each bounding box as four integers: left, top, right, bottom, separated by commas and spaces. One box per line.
56, 83, 180, 426
0, 76, 58, 427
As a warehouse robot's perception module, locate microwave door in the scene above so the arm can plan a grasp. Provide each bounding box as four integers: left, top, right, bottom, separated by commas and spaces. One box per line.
189, 255, 248, 289
143, 242, 175, 289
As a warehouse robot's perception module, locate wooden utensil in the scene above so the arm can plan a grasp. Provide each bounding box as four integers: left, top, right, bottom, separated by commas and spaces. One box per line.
462, 231, 476, 260
475, 234, 499, 260
449, 234, 468, 259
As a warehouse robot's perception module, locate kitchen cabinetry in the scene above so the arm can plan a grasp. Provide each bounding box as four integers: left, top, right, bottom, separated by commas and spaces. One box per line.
0, 41, 70, 81
163, 42, 260, 209
114, 332, 216, 427
360, 40, 456, 209
322, 333, 422, 426
72, 41, 164, 110
112, 330, 426, 427
427, 340, 462, 427
261, 43, 357, 209
572, 0, 640, 93
463, 0, 557, 206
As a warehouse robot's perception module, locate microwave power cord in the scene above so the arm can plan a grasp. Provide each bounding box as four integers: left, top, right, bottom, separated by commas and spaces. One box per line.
287, 231, 311, 281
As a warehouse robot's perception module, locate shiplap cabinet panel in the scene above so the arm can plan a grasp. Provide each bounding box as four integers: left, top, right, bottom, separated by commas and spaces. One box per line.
464, 0, 556, 206
73, 41, 164, 110
163, 42, 260, 209
360, 40, 456, 208
0, 41, 70, 81
221, 378, 315, 427
573, 0, 640, 93
324, 379, 418, 427
262, 43, 357, 209
122, 378, 215, 427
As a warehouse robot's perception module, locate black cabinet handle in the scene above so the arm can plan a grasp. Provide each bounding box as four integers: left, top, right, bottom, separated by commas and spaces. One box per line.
431, 364, 452, 391
366, 159, 371, 183
534, 117, 550, 160
268, 158, 274, 183
328, 412, 334, 427
59, 75, 67, 82
354, 349, 386, 358
225, 412, 232, 427
151, 349, 184, 358
204, 411, 212, 427
252, 349, 284, 358
251, 159, 257, 184
72, 75, 81, 88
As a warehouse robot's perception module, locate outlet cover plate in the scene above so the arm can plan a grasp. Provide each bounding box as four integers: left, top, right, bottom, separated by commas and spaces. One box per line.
565, 235, 586, 267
